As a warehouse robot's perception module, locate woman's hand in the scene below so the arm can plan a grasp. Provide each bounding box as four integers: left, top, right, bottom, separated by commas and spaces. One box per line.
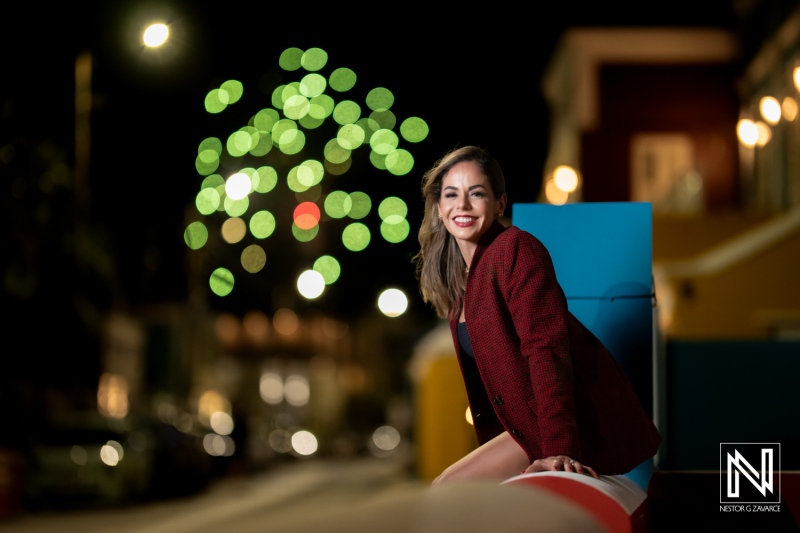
523, 455, 599, 479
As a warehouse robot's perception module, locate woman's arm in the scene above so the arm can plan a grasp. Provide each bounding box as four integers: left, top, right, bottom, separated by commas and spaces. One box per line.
503, 232, 581, 459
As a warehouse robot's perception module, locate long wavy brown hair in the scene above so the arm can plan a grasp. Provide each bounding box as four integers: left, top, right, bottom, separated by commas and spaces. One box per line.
412, 145, 506, 318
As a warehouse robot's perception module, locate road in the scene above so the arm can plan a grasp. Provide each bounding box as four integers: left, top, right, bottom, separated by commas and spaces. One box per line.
0, 456, 607, 533
0, 457, 427, 533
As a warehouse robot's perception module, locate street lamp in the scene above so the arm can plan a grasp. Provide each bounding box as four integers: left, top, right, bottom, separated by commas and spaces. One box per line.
74, 20, 172, 217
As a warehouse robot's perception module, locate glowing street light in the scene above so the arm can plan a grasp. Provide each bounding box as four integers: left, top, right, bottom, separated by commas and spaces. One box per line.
143, 23, 169, 48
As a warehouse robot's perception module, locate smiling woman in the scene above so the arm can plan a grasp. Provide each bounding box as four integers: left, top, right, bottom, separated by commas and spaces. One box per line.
412, 145, 661, 486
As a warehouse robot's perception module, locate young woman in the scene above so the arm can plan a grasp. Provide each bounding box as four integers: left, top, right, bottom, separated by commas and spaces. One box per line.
412, 145, 661, 484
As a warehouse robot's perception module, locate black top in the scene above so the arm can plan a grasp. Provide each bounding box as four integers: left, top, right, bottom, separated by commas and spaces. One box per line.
457, 321, 475, 358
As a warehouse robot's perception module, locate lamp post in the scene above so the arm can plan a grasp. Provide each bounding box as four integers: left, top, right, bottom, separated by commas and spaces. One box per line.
72, 21, 173, 421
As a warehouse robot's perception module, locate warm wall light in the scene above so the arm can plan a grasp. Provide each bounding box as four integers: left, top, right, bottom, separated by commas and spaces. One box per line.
782, 97, 799, 121
794, 66, 800, 93
755, 121, 772, 146
759, 96, 782, 125
553, 165, 580, 193
544, 178, 569, 205
736, 118, 758, 147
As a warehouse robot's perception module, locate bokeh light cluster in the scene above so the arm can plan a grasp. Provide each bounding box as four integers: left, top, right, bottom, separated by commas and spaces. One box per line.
183, 46, 428, 308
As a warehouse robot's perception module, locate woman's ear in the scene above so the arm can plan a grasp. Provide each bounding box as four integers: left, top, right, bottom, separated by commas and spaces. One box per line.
497, 193, 508, 217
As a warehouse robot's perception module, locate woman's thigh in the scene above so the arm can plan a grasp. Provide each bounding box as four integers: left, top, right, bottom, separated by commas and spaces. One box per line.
432, 431, 530, 485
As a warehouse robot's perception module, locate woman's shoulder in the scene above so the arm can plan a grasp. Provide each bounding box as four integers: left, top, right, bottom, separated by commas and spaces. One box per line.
492, 225, 547, 252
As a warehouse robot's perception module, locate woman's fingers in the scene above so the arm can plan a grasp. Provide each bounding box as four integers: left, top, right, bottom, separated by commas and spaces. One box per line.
524, 456, 600, 478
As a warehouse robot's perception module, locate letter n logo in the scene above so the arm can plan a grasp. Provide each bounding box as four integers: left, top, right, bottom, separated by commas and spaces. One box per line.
720, 443, 780, 504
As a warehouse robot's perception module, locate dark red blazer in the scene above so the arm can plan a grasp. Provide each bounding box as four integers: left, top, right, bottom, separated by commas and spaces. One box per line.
449, 222, 661, 475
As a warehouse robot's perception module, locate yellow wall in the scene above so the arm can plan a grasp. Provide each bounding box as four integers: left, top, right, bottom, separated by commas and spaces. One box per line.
413, 356, 477, 482
654, 213, 800, 339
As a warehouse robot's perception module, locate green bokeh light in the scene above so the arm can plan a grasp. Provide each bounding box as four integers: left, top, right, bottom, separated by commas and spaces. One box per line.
220, 80, 243, 104
184, 221, 208, 250
241, 244, 267, 273
201, 174, 224, 189
332, 100, 361, 125
215, 184, 227, 210
337, 124, 365, 150
253, 108, 280, 131
279, 48, 304, 71
329, 67, 356, 92
198, 137, 223, 155
366, 87, 394, 111
253, 166, 278, 193
300, 114, 324, 129
342, 222, 370, 251
196, 188, 221, 215
300, 73, 326, 97
369, 110, 396, 130
378, 197, 408, 219
385, 149, 414, 176
324, 190, 351, 218
250, 210, 276, 238
224, 196, 249, 217
313, 255, 341, 284
195, 152, 220, 175
356, 117, 379, 144
210, 267, 234, 296
296, 160, 325, 187
292, 222, 319, 242
308, 94, 335, 120
369, 150, 388, 170
380, 216, 410, 243
279, 129, 306, 154
324, 139, 351, 164
249, 132, 273, 156
273, 119, 298, 145
227, 130, 253, 157
400, 117, 429, 143
192, 45, 431, 300
205, 89, 228, 114
348, 192, 371, 219
370, 129, 399, 155
287, 167, 310, 193
301, 47, 328, 71
284, 94, 310, 120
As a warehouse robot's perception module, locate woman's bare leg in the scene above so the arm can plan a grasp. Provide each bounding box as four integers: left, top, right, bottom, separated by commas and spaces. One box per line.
432, 431, 530, 485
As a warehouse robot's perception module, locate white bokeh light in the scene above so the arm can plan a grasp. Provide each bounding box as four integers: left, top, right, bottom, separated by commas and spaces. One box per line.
297, 270, 325, 299
291, 430, 318, 456
143, 23, 169, 47
284, 375, 310, 406
210, 411, 235, 436
225, 172, 252, 200
377, 288, 408, 317
260, 372, 284, 404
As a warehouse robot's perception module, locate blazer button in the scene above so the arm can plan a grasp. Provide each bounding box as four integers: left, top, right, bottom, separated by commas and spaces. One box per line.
493, 395, 504, 405
511, 429, 522, 438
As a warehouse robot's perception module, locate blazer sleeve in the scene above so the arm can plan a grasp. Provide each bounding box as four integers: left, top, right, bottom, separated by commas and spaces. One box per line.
502, 231, 582, 460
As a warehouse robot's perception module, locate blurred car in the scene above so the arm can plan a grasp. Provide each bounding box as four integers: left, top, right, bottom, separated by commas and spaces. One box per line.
22, 411, 154, 510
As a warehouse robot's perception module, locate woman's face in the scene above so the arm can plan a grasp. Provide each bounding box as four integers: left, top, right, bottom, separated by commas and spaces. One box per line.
437, 160, 507, 248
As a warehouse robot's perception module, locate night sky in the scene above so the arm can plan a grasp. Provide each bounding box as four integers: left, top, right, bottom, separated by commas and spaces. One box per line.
1, 2, 742, 387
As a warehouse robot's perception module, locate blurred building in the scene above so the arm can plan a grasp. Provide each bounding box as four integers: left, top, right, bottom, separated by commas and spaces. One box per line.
411, 5, 800, 529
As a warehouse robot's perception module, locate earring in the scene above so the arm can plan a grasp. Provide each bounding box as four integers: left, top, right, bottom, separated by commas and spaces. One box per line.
438, 213, 442, 219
